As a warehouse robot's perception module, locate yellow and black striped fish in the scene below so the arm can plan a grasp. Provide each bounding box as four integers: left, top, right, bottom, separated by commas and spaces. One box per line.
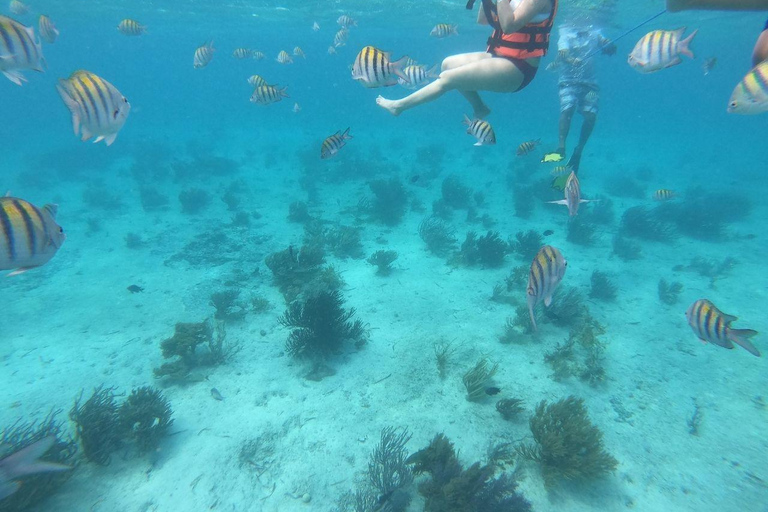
252, 50, 265, 61
430, 23, 458, 38
321, 128, 352, 159
38, 15, 58, 44
333, 28, 348, 48
727, 61, 768, 115
463, 115, 496, 146
527, 245, 567, 332
352, 46, 407, 88
0, 15, 46, 86
398, 64, 438, 90
247, 75, 268, 88
628, 28, 696, 73
117, 19, 146, 36
337, 15, 356, 28
276, 50, 293, 64
0, 196, 65, 276
293, 47, 305, 58
232, 48, 253, 59
250, 84, 288, 105
653, 189, 675, 201
193, 41, 215, 68
56, 70, 131, 146
516, 138, 541, 156
686, 299, 760, 357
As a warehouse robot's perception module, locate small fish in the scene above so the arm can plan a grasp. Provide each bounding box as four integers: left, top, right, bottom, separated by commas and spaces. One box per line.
727, 61, 768, 115
0, 436, 70, 500
276, 50, 293, 64
210, 388, 225, 401
543, 229, 554, 236
404, 57, 419, 67
250, 84, 288, 105
527, 245, 567, 332
38, 15, 58, 44
547, 172, 592, 217
327, 45, 337, 55
127, 284, 144, 293
628, 28, 697, 73
352, 46, 408, 88
232, 48, 253, 59
463, 115, 496, 146
430, 23, 458, 38
517, 139, 541, 156
333, 28, 348, 48
313, 21, 320, 32
337, 15, 356, 28
686, 299, 760, 357
541, 152, 564, 163
398, 64, 438, 89
0, 196, 65, 276
247, 74, 268, 88
0, 15, 45, 86
703, 56, 716, 75
321, 127, 352, 159
551, 165, 571, 176
56, 70, 131, 146
194, 41, 215, 68
117, 19, 146, 36
485, 386, 501, 395
8, 0, 27, 15
293, 102, 301, 113
653, 189, 676, 201
410, 175, 420, 184
252, 50, 265, 61
293, 46, 305, 58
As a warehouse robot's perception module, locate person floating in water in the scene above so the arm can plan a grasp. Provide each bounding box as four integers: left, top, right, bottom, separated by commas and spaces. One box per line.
545, 22, 615, 177
376, 0, 558, 117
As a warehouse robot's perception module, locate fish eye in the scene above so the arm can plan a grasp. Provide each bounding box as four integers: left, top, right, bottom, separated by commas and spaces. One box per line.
59, 227, 64, 233
729, 101, 737, 108
123, 97, 128, 103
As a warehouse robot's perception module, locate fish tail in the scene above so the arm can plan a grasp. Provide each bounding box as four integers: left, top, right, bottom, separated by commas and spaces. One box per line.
678, 29, 697, 59
390, 56, 410, 82
729, 328, 760, 357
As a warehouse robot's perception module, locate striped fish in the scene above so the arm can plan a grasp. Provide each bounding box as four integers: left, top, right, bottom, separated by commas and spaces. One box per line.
516, 138, 541, 156
628, 28, 697, 73
276, 50, 293, 64
352, 46, 408, 88
397, 64, 438, 89
550, 165, 571, 177
320, 128, 352, 159
686, 299, 760, 357
0, 196, 65, 276
117, 19, 146, 36
193, 41, 215, 68
9, 0, 28, 15
547, 171, 591, 216
38, 15, 58, 43
293, 46, 305, 58
527, 245, 567, 332
727, 61, 768, 115
232, 48, 253, 59
247, 74, 268, 88
333, 28, 348, 48
327, 45, 336, 55
463, 115, 495, 146
250, 84, 288, 105
653, 189, 676, 201
337, 15, 356, 28
0, 15, 45, 86
56, 70, 131, 146
252, 50, 265, 61
430, 23, 458, 38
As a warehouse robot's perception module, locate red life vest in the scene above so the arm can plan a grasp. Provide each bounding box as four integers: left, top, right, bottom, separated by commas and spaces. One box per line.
485, 0, 558, 60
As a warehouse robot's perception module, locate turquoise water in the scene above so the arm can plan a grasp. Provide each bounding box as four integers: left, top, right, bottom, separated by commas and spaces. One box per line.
2, 1, 767, 511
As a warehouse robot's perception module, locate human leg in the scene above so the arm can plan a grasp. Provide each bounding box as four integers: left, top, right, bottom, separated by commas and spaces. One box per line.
752, 25, 768, 66
557, 108, 575, 156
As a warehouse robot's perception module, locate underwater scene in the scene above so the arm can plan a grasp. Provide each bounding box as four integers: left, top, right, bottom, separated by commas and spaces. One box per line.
1, 0, 767, 510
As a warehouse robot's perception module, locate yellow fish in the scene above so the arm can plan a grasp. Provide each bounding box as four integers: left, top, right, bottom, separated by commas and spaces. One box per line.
541, 153, 564, 163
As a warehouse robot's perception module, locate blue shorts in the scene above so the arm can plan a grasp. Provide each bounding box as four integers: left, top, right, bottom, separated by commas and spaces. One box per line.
764, 18, 768, 31
559, 82, 599, 115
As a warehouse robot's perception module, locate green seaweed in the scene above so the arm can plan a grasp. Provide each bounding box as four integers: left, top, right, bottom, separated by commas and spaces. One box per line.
367, 250, 398, 276
69, 385, 121, 465
419, 216, 457, 256
462, 359, 499, 402
118, 387, 174, 453
496, 398, 525, 421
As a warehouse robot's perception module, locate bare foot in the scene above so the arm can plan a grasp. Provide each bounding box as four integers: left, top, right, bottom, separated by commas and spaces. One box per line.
474, 104, 491, 119
376, 95, 402, 116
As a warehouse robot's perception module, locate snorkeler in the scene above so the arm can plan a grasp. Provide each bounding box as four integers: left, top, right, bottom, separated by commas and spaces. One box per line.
376, 0, 557, 117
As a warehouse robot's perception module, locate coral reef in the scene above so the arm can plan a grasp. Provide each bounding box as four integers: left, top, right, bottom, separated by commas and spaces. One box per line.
612, 235, 642, 261
517, 396, 618, 487
658, 279, 683, 305
367, 250, 398, 276
456, 231, 508, 268
658, 190, 751, 241
265, 244, 325, 301
367, 427, 413, 511
82, 184, 124, 211
673, 256, 737, 289
441, 175, 473, 209
490, 266, 527, 306
154, 320, 234, 382
368, 178, 408, 226
172, 155, 240, 181
582, 194, 614, 225
431, 198, 453, 220
288, 200, 312, 223
433, 342, 455, 380
589, 271, 617, 302
509, 230, 543, 262
118, 387, 174, 453
462, 359, 499, 402
418, 216, 457, 257
604, 173, 646, 199
69, 386, 121, 465
210, 289, 247, 321
542, 287, 587, 328
178, 188, 211, 215
139, 186, 169, 211
496, 398, 525, 421
326, 225, 364, 260
619, 206, 675, 242
566, 217, 598, 246
279, 290, 367, 360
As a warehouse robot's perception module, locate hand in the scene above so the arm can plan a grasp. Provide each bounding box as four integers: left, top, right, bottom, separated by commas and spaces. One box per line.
601, 43, 617, 56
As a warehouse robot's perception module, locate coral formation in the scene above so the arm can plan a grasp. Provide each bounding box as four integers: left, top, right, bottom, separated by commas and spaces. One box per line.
139, 186, 169, 211
418, 216, 457, 256
326, 225, 364, 259
368, 178, 408, 225
265, 244, 326, 301
367, 427, 413, 511
456, 231, 508, 268
589, 271, 617, 302
441, 175, 473, 209
367, 250, 398, 276
118, 386, 174, 453
496, 398, 525, 421
612, 235, 642, 261
658, 279, 683, 305
517, 396, 618, 487
582, 194, 614, 225
566, 217, 597, 246
462, 359, 499, 402
619, 206, 675, 242
69, 386, 121, 465
154, 320, 233, 382
509, 230, 543, 262
288, 201, 312, 223
513, 186, 535, 219
542, 287, 587, 328
178, 188, 211, 214
210, 289, 248, 321
433, 342, 455, 380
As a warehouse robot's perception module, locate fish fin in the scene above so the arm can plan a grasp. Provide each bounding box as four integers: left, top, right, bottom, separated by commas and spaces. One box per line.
2, 70, 26, 86
6, 267, 34, 276
543, 295, 552, 307
473, 141, 484, 146
723, 313, 738, 323
103, 133, 118, 146
463, 114, 472, 126
93, 135, 105, 144
547, 200, 568, 205
390, 56, 410, 82
0, 436, 70, 478
341, 127, 352, 140
43, 204, 58, 219
4, 191, 10, 197
426, 64, 440, 79
678, 29, 697, 59
280, 86, 289, 98
729, 328, 760, 357
56, 82, 81, 135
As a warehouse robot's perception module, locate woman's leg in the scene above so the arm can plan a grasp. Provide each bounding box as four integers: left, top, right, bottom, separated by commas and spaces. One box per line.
377, 54, 527, 116
442, 53, 494, 118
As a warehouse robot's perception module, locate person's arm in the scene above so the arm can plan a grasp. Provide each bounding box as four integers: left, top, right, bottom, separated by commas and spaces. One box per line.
753, 22, 768, 65
667, 0, 768, 12
497, 0, 551, 34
